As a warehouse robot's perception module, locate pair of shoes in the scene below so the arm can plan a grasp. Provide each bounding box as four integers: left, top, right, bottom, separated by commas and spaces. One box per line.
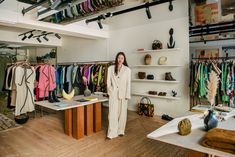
158, 92, 167, 96
148, 91, 157, 95
161, 114, 173, 121
48, 89, 60, 103
165, 72, 176, 81
118, 134, 124, 137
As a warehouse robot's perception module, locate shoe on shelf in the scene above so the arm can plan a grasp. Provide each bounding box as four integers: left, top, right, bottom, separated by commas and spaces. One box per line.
161, 114, 173, 121
165, 72, 176, 81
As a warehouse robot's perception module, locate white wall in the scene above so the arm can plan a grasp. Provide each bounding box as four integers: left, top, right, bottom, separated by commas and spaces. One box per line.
107, 0, 189, 117
57, 36, 108, 63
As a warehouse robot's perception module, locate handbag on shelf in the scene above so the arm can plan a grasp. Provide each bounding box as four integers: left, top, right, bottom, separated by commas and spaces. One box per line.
137, 96, 154, 117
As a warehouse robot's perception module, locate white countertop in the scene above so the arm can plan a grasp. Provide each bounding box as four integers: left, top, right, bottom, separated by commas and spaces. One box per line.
147, 113, 235, 157
35, 95, 109, 111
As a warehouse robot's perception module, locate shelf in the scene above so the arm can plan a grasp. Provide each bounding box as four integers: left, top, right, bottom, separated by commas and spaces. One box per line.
132, 93, 180, 100
131, 65, 183, 68
136, 48, 181, 53
132, 79, 180, 84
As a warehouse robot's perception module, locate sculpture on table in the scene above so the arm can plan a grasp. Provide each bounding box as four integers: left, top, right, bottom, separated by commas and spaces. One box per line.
83, 76, 91, 97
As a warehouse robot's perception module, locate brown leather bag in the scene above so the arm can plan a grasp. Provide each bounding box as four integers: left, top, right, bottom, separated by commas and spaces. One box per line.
137, 97, 154, 117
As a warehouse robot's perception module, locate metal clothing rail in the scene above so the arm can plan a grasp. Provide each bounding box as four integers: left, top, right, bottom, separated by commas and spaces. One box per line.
190, 37, 235, 44
85, 0, 174, 24
57, 60, 115, 65
191, 53, 235, 61
189, 21, 235, 37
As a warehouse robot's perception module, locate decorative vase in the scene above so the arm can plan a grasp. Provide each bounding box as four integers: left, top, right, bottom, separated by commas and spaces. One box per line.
84, 86, 91, 97
204, 109, 218, 131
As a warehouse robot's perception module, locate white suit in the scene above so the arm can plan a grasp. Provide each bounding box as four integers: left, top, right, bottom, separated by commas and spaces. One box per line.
107, 65, 131, 138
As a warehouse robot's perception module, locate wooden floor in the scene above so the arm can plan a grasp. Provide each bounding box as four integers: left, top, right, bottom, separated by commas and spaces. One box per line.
0, 107, 189, 157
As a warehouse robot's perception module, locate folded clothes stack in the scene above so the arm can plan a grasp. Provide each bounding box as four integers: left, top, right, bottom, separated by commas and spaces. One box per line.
200, 128, 235, 154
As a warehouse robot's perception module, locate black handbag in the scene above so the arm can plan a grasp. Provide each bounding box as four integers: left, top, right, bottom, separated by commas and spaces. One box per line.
137, 97, 154, 117
147, 74, 154, 80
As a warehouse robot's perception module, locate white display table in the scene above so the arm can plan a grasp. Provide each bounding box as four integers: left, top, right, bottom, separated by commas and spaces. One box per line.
35, 95, 108, 139
147, 113, 235, 157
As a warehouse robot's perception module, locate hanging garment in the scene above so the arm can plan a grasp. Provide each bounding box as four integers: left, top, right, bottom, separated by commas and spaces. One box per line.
107, 65, 131, 138
73, 66, 84, 95
66, 65, 73, 92
72, 65, 78, 84
10, 66, 17, 107
15, 66, 35, 116
38, 65, 56, 98
5, 65, 13, 90
199, 63, 206, 98
222, 63, 229, 102
0, 57, 10, 93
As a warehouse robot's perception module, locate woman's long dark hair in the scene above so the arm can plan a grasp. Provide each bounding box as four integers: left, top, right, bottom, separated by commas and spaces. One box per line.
115, 52, 128, 75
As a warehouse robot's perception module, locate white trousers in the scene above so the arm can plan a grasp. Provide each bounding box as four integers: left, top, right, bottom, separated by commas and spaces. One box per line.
107, 92, 128, 139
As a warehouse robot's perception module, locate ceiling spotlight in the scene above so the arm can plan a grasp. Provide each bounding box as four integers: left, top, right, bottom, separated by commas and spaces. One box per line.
0, 0, 4, 4
145, 6, 151, 19
22, 35, 27, 41
28, 33, 34, 39
97, 20, 103, 29
37, 37, 41, 43
43, 35, 49, 41
55, 33, 61, 39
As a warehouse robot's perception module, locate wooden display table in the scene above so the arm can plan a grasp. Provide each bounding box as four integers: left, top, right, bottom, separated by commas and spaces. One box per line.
147, 113, 235, 157
35, 95, 108, 139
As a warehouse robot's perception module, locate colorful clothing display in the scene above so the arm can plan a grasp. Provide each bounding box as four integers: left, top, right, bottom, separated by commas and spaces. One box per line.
190, 61, 235, 107
56, 63, 112, 95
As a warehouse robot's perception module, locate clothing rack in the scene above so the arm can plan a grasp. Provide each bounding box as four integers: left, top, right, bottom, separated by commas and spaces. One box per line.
57, 60, 115, 65
190, 54, 235, 108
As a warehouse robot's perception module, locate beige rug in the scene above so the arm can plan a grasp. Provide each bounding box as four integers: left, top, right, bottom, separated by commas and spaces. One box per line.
0, 113, 22, 132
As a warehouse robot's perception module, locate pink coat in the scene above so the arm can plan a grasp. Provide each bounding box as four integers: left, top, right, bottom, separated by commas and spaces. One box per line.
38, 65, 56, 98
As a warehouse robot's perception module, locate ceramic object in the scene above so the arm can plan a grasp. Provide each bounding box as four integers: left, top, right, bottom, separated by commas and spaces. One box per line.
204, 110, 218, 131
144, 54, 152, 65
84, 86, 91, 96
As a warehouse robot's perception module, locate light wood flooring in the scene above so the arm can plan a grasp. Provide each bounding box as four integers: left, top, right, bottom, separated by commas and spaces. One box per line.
0, 107, 189, 157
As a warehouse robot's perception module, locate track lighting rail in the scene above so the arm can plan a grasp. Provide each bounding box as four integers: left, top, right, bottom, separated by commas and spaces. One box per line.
18, 30, 61, 43
85, 0, 174, 29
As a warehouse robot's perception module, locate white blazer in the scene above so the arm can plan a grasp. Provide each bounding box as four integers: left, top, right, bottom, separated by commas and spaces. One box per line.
107, 65, 131, 99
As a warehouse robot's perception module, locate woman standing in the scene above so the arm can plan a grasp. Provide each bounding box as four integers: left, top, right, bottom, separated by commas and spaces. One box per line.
107, 52, 131, 139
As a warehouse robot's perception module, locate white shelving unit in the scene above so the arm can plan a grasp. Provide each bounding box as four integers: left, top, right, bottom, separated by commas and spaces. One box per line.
132, 47, 182, 102
132, 79, 180, 84
132, 93, 181, 100
132, 65, 183, 68
136, 48, 181, 53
